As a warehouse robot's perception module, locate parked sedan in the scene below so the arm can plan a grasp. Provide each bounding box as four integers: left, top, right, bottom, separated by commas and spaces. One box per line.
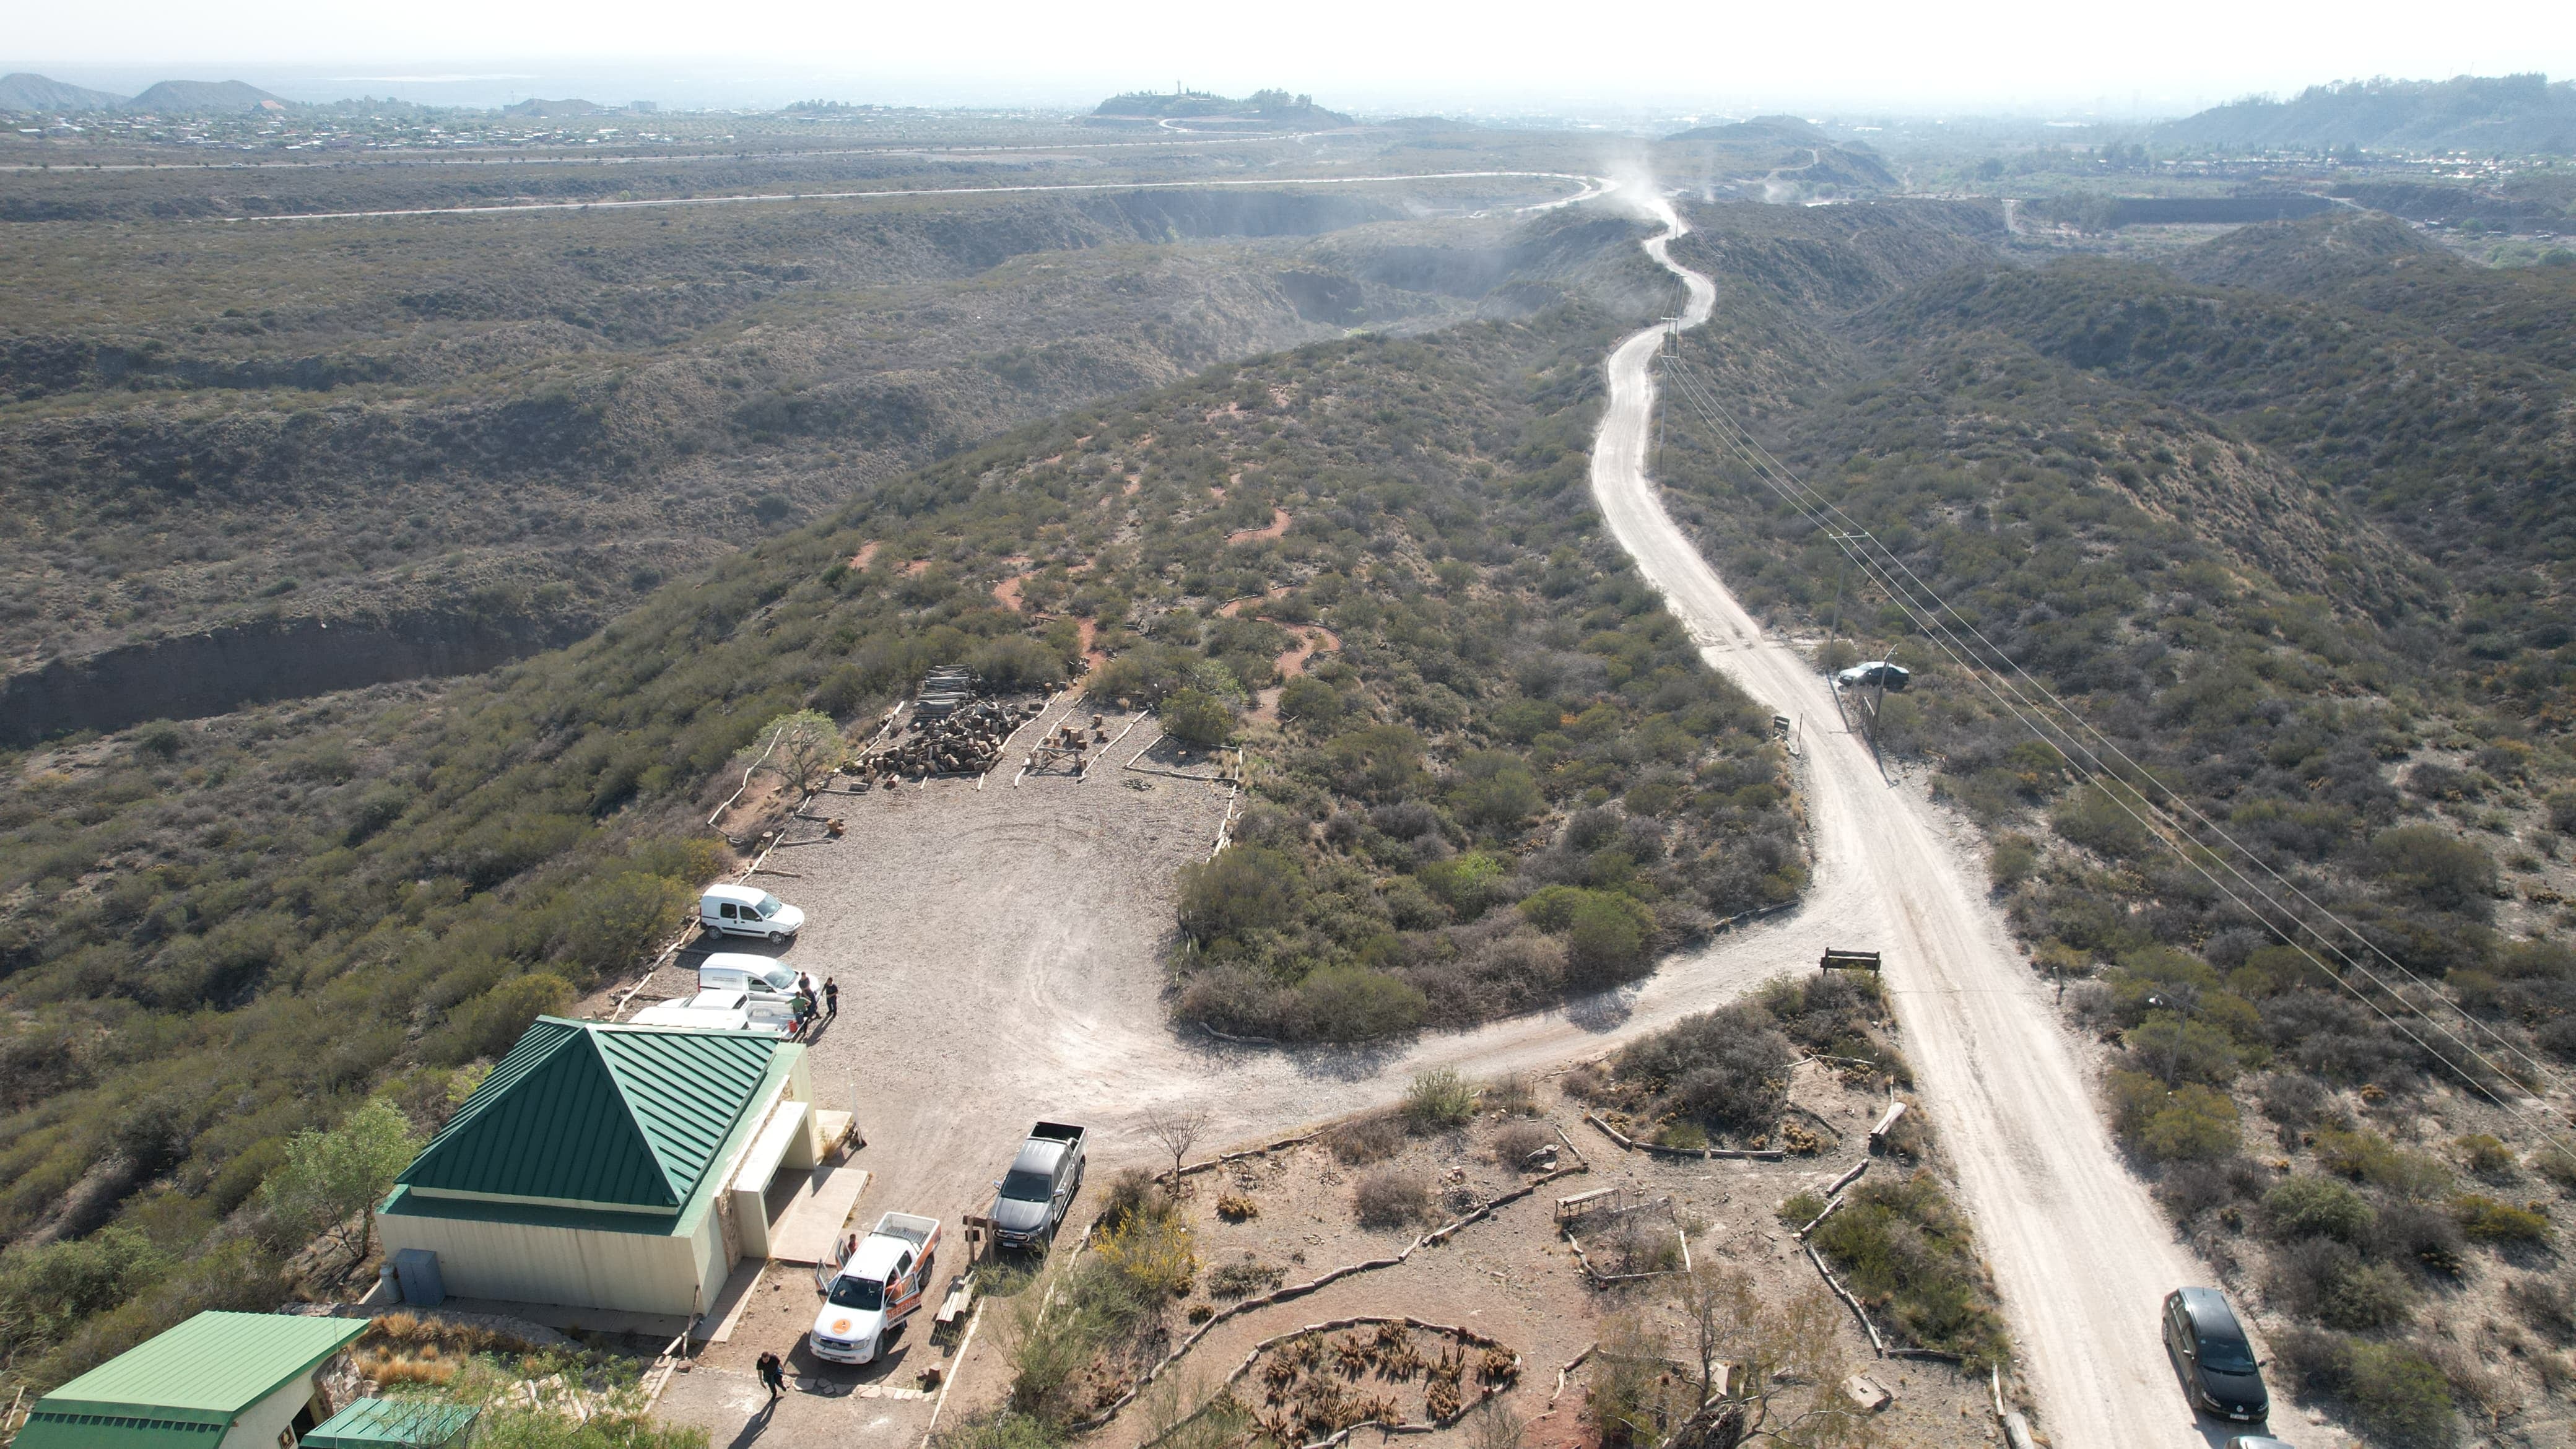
2162, 1287, 2269, 1424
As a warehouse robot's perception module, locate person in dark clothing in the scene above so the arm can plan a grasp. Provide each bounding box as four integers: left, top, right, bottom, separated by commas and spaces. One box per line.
757, 1351, 786, 1400
824, 978, 840, 1019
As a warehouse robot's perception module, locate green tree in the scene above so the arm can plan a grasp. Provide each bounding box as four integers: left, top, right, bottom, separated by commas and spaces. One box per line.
260, 1097, 422, 1261
1161, 687, 1235, 747
742, 708, 846, 799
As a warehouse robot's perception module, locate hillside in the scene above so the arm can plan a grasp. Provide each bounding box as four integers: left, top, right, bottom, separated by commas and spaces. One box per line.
0, 257, 1820, 1389
1660, 199, 2576, 1445
0, 176, 1622, 739
0, 74, 126, 113
2157, 72, 2576, 154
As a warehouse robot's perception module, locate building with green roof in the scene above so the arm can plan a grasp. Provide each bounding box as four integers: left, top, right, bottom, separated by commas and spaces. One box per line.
377, 1016, 820, 1319
13, 1312, 366, 1449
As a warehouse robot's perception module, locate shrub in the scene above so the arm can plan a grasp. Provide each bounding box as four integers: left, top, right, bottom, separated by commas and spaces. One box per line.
1417, 852, 1504, 920
1277, 676, 1344, 728
2345, 1341, 2459, 1449
2110, 1072, 2242, 1162
1327, 1113, 1406, 1165
1206, 1255, 1284, 1299
1808, 1172, 2010, 1367
1491, 1120, 1551, 1167
0, 1227, 169, 1361
555, 872, 694, 980
1614, 1003, 1796, 1138
1291, 966, 1426, 1041
2369, 826, 2497, 915
1162, 687, 1235, 747
2452, 1194, 2552, 1245
1564, 894, 1654, 985
2453, 1133, 2513, 1178
1402, 1068, 1477, 1131
1093, 1201, 1196, 1300
435, 973, 575, 1065
1095, 1168, 1156, 1233
2264, 1176, 2375, 1242
1176, 846, 1303, 941
1354, 1170, 1434, 1229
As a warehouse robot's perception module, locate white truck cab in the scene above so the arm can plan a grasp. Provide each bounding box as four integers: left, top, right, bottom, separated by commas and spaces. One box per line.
698, 885, 806, 942
811, 1212, 941, 1365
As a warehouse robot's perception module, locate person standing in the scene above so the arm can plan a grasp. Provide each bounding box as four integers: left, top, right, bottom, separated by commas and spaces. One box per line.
824, 978, 840, 1020
757, 1350, 785, 1401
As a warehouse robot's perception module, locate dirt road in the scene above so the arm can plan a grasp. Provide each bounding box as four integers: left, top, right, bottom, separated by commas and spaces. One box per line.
1585, 193, 2318, 1449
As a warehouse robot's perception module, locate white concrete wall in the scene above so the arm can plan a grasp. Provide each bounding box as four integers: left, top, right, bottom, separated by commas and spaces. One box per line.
219, 1373, 319, 1449
376, 1213, 708, 1317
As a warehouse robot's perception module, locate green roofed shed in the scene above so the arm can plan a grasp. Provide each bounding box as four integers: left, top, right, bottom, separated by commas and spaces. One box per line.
378, 1016, 820, 1318
398, 1015, 779, 1212
15, 1313, 366, 1449
301, 1399, 477, 1449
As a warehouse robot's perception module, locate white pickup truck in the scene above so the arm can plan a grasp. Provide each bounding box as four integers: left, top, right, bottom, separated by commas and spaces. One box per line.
809, 1212, 940, 1365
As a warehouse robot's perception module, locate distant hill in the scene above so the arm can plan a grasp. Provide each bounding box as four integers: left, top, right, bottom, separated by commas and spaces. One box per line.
128, 79, 288, 113
0, 72, 129, 112
1664, 115, 1896, 188
1666, 115, 1829, 146
2157, 73, 2576, 154
501, 97, 614, 118
1092, 88, 1351, 126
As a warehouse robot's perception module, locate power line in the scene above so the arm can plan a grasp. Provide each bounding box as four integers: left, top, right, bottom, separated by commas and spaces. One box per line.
1647, 342, 2575, 1151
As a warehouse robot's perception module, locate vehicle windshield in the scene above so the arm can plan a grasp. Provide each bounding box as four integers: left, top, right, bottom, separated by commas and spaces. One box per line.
999, 1168, 1054, 1201
762, 967, 798, 991
2198, 1334, 2256, 1374
754, 894, 784, 918
828, 1276, 885, 1310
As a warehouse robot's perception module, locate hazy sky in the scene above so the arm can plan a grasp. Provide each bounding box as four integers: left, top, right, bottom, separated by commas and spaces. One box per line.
15, 0, 2575, 115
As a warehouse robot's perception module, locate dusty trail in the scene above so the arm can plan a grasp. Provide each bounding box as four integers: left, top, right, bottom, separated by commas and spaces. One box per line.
1585, 194, 2305, 1449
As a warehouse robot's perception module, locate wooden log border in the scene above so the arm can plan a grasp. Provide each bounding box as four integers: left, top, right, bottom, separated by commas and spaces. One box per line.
1153, 1130, 1324, 1186
1135, 1315, 1522, 1449
1072, 1163, 1585, 1432
1584, 1113, 1786, 1162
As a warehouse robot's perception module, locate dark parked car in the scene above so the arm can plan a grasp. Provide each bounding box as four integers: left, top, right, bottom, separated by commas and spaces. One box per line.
987, 1120, 1086, 1249
1834, 660, 1910, 692
2163, 1287, 2269, 1424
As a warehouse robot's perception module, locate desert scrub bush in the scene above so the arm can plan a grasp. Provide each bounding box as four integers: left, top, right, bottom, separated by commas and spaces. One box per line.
2263, 1175, 2375, 1242
1206, 1255, 1285, 1300
2452, 1133, 2514, 1178
1326, 1113, 1406, 1165
1095, 1167, 1157, 1232
1808, 1171, 2010, 1367
1093, 1203, 1197, 1301
2452, 1193, 2552, 1245
1607, 1000, 1796, 1141
930, 1412, 1061, 1449
1478, 1072, 1538, 1116
1403, 1068, 1477, 1131
1214, 1191, 1259, 1222
2105, 1071, 2242, 1162
2278, 1329, 2458, 1449
1354, 1170, 1434, 1229
1490, 1120, 1552, 1168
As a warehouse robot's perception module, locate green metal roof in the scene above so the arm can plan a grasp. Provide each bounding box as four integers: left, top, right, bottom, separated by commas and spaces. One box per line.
11, 1410, 227, 1449
398, 1016, 781, 1211
303, 1399, 479, 1449
35, 1312, 367, 1423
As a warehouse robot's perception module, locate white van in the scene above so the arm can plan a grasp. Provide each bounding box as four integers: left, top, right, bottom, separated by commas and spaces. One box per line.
699, 884, 806, 942
632, 989, 800, 1038
697, 952, 812, 1000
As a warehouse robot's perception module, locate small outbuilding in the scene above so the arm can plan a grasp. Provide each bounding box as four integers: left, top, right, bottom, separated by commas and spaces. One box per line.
376, 1015, 823, 1319
13, 1312, 367, 1449
300, 1399, 476, 1449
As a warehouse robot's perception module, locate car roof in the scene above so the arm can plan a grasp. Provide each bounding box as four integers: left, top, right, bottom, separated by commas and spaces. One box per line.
2177, 1287, 2248, 1339
685, 989, 749, 1008
1011, 1139, 1068, 1176
703, 884, 764, 904
701, 952, 791, 974
848, 1235, 910, 1277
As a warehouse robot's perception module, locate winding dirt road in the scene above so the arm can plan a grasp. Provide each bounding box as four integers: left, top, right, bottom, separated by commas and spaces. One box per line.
656, 189, 2308, 1449
1585, 194, 2307, 1449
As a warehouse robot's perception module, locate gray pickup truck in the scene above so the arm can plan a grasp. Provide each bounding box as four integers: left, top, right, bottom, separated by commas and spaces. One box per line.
988, 1120, 1086, 1249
